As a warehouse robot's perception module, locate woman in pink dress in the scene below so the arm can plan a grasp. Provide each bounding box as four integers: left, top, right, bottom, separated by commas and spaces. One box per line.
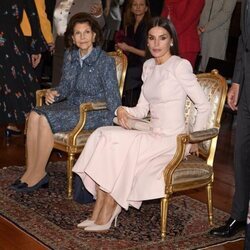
73, 16, 210, 232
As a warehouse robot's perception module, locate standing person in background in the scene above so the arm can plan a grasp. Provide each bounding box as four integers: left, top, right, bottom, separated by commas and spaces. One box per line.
103, 0, 125, 51
21, 0, 54, 83
0, 0, 47, 136
116, 0, 151, 107
52, 0, 105, 86
148, 0, 163, 17
198, 0, 237, 72
161, 0, 205, 68
210, 0, 250, 238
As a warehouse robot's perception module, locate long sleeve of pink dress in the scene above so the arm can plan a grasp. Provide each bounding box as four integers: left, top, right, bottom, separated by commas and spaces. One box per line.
72, 56, 210, 210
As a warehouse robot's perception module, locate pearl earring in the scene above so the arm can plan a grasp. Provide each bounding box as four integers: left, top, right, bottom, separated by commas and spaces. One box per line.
170, 42, 173, 47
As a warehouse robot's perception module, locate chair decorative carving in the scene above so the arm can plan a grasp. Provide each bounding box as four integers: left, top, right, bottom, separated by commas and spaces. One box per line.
35, 50, 127, 198
160, 70, 228, 239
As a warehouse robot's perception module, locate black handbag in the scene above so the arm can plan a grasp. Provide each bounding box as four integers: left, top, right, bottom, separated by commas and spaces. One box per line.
73, 173, 94, 204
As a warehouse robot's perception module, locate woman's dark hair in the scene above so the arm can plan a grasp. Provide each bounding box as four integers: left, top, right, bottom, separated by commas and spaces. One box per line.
64, 12, 103, 49
123, 0, 151, 29
146, 17, 179, 58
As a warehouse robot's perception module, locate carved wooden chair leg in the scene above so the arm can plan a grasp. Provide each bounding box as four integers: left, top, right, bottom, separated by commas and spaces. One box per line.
161, 193, 170, 240
67, 152, 75, 199
207, 183, 213, 226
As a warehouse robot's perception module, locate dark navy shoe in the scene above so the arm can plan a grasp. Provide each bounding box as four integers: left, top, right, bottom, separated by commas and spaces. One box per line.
11, 178, 21, 186
15, 174, 49, 193
10, 178, 23, 189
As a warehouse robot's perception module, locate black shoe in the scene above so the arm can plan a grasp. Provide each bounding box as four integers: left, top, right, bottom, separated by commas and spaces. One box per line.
210, 217, 246, 237
5, 128, 22, 137
15, 174, 49, 193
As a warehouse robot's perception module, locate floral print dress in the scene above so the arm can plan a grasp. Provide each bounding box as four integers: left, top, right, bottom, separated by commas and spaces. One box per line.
0, 0, 47, 125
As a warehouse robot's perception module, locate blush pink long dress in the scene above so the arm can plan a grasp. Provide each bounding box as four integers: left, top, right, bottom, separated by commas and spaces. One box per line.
72, 56, 210, 210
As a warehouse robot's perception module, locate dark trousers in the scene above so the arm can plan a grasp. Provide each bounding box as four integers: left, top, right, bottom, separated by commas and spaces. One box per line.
231, 85, 250, 221
245, 220, 250, 250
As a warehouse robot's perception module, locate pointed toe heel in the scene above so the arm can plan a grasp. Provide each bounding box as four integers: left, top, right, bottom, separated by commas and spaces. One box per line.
77, 219, 95, 228
84, 206, 121, 232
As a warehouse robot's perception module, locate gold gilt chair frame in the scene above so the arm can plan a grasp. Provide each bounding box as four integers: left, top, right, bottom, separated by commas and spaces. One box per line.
160, 70, 228, 239
35, 50, 127, 198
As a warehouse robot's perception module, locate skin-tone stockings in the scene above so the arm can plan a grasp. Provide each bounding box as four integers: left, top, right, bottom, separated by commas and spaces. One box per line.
21, 111, 54, 187
91, 186, 118, 225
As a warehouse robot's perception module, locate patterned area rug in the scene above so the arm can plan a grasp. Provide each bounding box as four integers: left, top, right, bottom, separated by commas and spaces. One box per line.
0, 162, 245, 249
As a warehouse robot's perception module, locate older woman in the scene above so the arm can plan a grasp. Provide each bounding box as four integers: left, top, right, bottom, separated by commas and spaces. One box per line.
11, 13, 121, 192
52, 0, 104, 86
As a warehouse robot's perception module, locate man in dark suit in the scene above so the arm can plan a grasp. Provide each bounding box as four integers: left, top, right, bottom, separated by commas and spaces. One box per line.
210, 0, 250, 237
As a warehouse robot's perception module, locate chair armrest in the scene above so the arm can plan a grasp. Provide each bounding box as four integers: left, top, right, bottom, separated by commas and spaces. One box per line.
67, 102, 108, 145
91, 102, 107, 110
36, 89, 48, 106
189, 128, 219, 143
163, 127, 219, 189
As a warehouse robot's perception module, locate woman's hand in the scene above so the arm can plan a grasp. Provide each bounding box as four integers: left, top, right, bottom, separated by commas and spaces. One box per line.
90, 2, 102, 17
31, 54, 42, 68
45, 89, 59, 105
117, 106, 131, 129
227, 83, 239, 111
197, 26, 205, 35
189, 144, 199, 156
48, 42, 55, 54
116, 42, 130, 53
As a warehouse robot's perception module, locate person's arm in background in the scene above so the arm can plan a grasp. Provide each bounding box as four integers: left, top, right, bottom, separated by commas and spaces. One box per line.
227, 34, 243, 111
116, 42, 145, 57
116, 21, 147, 57
35, 0, 54, 51
104, 0, 111, 17
198, 0, 237, 33
23, 0, 48, 67
90, 1, 105, 28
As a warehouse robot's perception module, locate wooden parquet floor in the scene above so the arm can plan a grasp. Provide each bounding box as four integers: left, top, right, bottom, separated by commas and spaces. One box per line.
0, 115, 244, 249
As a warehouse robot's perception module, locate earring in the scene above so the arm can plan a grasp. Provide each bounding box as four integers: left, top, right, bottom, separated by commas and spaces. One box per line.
170, 42, 173, 47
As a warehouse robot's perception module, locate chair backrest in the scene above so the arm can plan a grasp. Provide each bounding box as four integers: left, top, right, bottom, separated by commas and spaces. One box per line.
184, 70, 228, 163
107, 50, 128, 97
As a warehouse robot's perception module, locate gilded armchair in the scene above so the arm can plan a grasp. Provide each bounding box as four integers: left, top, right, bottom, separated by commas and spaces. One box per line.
35, 50, 127, 198
160, 70, 228, 239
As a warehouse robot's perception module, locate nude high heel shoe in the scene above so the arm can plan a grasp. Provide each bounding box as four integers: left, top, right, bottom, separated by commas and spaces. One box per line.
77, 219, 95, 228
84, 205, 122, 232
